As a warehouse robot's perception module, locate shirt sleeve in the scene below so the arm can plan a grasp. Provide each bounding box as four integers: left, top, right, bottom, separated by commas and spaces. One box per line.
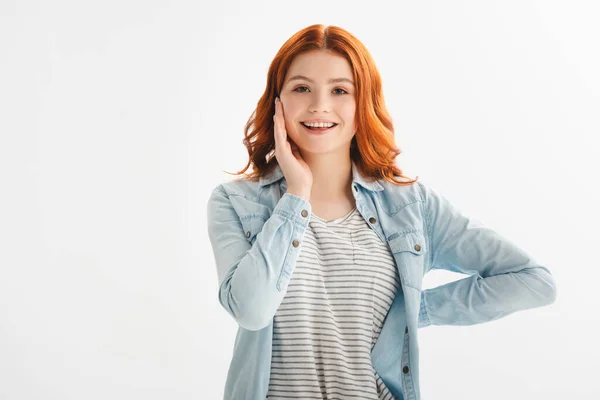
207, 185, 312, 331
417, 182, 557, 328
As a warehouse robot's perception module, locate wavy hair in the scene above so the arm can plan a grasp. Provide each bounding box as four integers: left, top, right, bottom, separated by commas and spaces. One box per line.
224, 24, 418, 186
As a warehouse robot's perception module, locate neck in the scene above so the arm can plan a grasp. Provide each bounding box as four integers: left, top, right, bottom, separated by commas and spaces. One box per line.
301, 152, 354, 202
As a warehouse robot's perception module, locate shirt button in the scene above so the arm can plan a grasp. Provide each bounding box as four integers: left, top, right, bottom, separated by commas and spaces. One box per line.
414, 244, 421, 252
292, 240, 300, 247
369, 217, 376, 224
301, 209, 308, 218
246, 231, 251, 238
403, 366, 409, 374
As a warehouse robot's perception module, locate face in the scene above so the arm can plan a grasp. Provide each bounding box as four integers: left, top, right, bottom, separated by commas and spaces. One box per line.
279, 50, 356, 155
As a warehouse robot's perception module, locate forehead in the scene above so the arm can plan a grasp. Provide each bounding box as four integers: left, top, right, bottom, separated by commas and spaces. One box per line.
285, 50, 353, 81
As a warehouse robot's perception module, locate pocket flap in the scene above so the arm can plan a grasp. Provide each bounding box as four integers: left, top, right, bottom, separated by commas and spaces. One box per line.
388, 230, 426, 256
240, 215, 267, 243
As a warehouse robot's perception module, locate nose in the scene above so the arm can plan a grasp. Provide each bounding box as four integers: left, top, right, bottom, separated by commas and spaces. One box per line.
308, 90, 332, 113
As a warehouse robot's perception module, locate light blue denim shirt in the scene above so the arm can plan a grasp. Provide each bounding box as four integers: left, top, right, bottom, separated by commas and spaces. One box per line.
206, 161, 557, 400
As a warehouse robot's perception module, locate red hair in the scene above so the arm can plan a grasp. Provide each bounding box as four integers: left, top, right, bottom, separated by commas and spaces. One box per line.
224, 24, 418, 186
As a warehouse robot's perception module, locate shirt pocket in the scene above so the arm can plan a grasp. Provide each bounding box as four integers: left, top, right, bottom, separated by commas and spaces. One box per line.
388, 229, 427, 291
229, 195, 271, 245
239, 215, 268, 245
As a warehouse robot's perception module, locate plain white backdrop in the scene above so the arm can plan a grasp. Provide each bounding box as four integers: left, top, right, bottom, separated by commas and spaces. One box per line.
1, 0, 599, 399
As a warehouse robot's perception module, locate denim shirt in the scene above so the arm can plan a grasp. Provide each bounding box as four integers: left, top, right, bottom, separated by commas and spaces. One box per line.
206, 161, 557, 400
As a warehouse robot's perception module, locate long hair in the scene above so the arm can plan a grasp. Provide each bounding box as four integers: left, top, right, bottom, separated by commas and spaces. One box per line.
224, 24, 418, 186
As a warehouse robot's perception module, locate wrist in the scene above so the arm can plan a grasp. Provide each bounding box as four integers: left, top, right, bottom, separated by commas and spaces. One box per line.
286, 187, 311, 201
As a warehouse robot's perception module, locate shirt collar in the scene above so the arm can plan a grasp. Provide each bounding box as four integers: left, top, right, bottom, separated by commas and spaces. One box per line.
258, 160, 384, 192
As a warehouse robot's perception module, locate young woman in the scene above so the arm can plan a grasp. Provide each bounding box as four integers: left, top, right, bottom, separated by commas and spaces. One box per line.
207, 24, 557, 400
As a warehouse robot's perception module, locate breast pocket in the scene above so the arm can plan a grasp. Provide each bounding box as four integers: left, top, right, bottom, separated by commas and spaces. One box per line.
388, 229, 427, 290
239, 215, 268, 245
229, 195, 272, 245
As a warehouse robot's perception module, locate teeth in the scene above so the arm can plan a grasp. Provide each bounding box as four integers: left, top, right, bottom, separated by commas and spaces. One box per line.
304, 122, 335, 128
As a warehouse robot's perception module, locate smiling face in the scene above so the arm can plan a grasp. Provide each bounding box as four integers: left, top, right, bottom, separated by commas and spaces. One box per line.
279, 50, 357, 155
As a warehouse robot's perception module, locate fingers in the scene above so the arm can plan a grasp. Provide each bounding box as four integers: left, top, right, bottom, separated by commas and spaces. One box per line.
273, 97, 280, 146
273, 97, 287, 149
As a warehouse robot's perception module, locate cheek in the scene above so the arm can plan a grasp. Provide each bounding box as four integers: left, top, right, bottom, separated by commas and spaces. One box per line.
280, 97, 302, 116
341, 103, 356, 126
280, 100, 302, 129
281, 114, 299, 139
283, 119, 297, 135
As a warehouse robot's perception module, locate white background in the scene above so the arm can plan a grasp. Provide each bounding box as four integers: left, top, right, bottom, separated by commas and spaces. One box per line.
1, 0, 598, 399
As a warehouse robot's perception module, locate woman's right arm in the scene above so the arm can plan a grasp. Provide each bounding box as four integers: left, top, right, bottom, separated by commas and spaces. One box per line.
206, 185, 312, 331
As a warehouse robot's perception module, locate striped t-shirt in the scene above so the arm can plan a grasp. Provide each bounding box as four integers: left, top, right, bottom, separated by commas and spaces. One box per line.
266, 206, 402, 400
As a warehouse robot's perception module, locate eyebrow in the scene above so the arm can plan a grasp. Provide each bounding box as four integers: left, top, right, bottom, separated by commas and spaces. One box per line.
286, 75, 355, 85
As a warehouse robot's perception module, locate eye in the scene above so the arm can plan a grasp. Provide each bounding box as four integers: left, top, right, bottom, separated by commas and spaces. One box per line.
333, 88, 348, 95
292, 86, 349, 95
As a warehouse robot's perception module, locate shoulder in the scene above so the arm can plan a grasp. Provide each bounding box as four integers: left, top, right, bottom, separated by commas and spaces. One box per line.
210, 177, 263, 200
376, 178, 428, 210
207, 178, 275, 222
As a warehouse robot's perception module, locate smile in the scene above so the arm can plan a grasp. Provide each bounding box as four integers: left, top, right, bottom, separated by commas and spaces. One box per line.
300, 122, 338, 134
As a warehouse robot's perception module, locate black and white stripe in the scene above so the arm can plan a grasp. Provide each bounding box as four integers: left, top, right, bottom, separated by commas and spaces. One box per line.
267, 207, 401, 400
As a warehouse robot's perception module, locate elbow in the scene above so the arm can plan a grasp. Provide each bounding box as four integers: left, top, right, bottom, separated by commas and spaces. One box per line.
235, 309, 273, 332
526, 265, 558, 306
218, 285, 273, 331
542, 268, 558, 305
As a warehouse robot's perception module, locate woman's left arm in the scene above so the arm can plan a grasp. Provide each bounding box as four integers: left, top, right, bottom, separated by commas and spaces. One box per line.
418, 182, 557, 328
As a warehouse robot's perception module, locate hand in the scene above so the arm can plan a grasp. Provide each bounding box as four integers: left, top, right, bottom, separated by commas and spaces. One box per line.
273, 97, 313, 199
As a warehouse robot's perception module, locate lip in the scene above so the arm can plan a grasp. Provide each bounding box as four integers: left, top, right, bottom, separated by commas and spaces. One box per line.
300, 122, 337, 135
301, 119, 338, 124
